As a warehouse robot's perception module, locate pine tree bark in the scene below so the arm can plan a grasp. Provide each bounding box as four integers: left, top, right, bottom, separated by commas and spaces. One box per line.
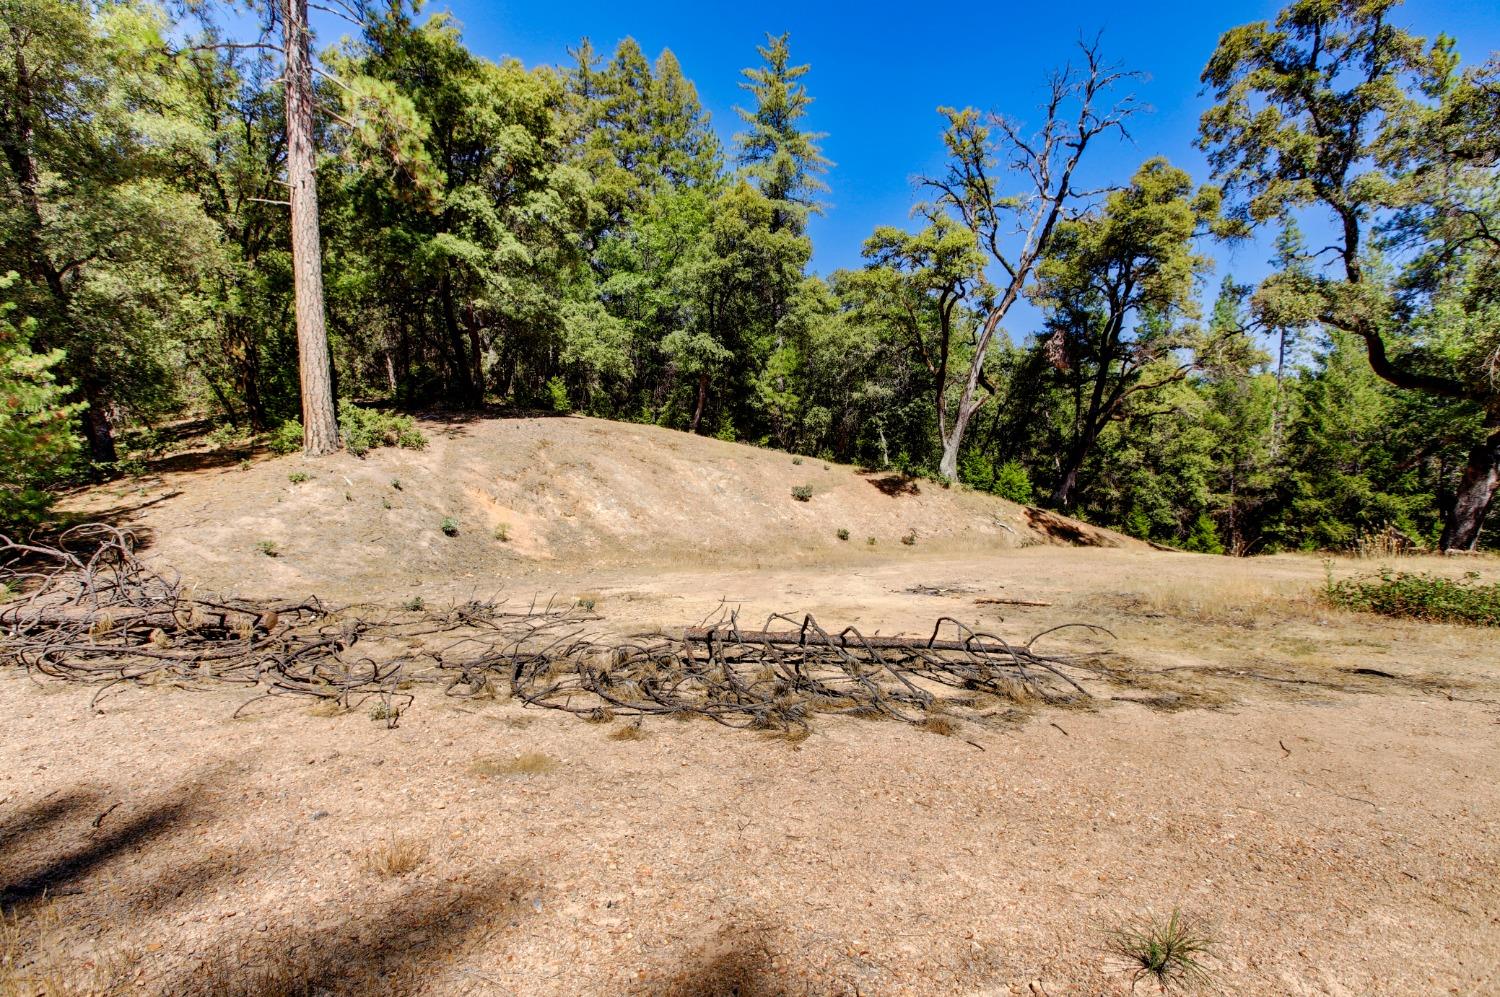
281, 0, 338, 455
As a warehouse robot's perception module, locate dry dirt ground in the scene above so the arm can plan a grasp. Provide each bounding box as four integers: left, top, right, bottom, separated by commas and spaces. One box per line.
3, 415, 1498, 996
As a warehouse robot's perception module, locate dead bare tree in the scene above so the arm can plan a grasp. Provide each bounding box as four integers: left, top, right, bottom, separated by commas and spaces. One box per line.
920, 39, 1139, 480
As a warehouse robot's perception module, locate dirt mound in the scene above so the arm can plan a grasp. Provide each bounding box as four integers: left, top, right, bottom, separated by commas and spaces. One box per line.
59, 413, 1138, 598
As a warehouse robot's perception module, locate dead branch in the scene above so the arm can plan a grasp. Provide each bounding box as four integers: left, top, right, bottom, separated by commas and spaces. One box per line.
1, 526, 1112, 733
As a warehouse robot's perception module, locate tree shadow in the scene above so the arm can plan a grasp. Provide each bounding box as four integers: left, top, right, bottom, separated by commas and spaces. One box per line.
860, 470, 922, 498
1024, 507, 1118, 548
641, 923, 793, 997
0, 777, 219, 910
162, 869, 537, 996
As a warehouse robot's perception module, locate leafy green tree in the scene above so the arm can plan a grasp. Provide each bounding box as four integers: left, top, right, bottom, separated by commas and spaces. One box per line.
0, 0, 219, 466
1029, 157, 1227, 508
0, 274, 82, 530
1200, 0, 1499, 549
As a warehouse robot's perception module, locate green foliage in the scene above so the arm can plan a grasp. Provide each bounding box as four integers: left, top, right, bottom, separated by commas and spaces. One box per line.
1181, 512, 1226, 554
403, 596, 425, 612
994, 460, 1034, 505
493, 523, 510, 542
790, 485, 813, 502
1109, 909, 1216, 991
338, 402, 426, 458
545, 377, 572, 414
836, 528, 849, 541
256, 540, 278, 557
900, 530, 917, 546
440, 516, 459, 536
266, 422, 304, 456
0, 283, 83, 532
1325, 570, 1500, 627
287, 471, 309, 484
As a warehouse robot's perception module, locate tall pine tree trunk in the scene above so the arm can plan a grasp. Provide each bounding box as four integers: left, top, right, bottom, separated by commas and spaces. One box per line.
282, 0, 338, 455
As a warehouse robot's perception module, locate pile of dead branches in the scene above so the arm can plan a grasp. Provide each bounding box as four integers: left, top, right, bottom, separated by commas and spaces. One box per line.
2, 526, 1109, 732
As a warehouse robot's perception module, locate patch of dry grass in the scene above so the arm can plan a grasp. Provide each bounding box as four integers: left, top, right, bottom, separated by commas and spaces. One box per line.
608, 723, 647, 741
1120, 573, 1321, 627
359, 835, 428, 878
1, 902, 133, 997
468, 752, 560, 777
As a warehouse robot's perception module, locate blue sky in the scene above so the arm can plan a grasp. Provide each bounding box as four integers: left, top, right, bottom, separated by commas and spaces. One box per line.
400, 0, 1500, 285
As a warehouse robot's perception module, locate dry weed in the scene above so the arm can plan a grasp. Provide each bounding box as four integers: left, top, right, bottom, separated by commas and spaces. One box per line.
468, 752, 560, 777
359, 835, 429, 878
608, 723, 647, 741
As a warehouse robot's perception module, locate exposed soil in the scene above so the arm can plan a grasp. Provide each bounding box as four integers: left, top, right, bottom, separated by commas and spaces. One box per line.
3, 415, 1497, 996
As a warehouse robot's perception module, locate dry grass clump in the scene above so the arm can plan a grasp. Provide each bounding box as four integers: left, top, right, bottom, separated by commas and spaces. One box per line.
468, 752, 560, 777
921, 715, 959, 736
307, 698, 347, 717
1, 903, 132, 997
359, 835, 429, 878
608, 723, 647, 741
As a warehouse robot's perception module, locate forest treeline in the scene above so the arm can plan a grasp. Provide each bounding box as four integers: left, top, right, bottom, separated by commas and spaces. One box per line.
1, 0, 1496, 551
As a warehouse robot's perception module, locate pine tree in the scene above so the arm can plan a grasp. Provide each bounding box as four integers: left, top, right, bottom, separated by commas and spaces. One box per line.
734, 33, 829, 235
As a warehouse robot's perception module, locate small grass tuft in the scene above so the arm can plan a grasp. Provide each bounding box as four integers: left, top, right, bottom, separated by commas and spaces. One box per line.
390, 478, 402, 490
402, 596, 425, 612
866, 536, 877, 546
256, 540, 278, 557
359, 835, 428, 878
836, 528, 850, 541
469, 752, 560, 777
368, 702, 400, 722
901, 529, 917, 546
308, 698, 347, 717
440, 516, 459, 537
493, 522, 510, 542
609, 723, 647, 741
287, 471, 309, 484
791, 484, 813, 502
1109, 908, 1216, 992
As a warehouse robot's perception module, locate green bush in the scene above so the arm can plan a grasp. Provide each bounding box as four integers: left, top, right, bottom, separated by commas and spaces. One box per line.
546, 376, 572, 414
265, 420, 303, 456
440, 516, 459, 536
339, 402, 427, 458
791, 485, 813, 502
993, 460, 1034, 505
836, 528, 850, 541
1325, 569, 1500, 627
1182, 512, 1226, 554
0, 280, 83, 532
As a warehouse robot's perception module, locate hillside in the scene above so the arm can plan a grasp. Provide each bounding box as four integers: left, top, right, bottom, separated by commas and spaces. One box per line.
59, 413, 1136, 600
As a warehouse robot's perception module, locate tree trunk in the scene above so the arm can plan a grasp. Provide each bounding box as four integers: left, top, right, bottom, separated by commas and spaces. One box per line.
282, 0, 338, 455
79, 378, 117, 467
438, 272, 477, 406
690, 372, 709, 434
1440, 420, 1499, 551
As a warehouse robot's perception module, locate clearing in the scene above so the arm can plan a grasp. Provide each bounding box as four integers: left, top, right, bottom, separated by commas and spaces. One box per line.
2, 414, 1496, 996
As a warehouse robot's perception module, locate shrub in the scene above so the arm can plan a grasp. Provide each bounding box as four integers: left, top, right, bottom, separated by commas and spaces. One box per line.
1325, 569, 1500, 627
791, 456, 803, 465
791, 485, 813, 502
440, 516, 459, 537
338, 401, 426, 457
287, 471, 309, 484
1182, 512, 1225, 555
207, 424, 241, 449
493, 523, 510, 542
836, 528, 850, 541
265, 420, 303, 456
994, 460, 1034, 505
901, 530, 917, 546
256, 540, 278, 557
403, 596, 425, 612
546, 376, 572, 414
867, 537, 876, 546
